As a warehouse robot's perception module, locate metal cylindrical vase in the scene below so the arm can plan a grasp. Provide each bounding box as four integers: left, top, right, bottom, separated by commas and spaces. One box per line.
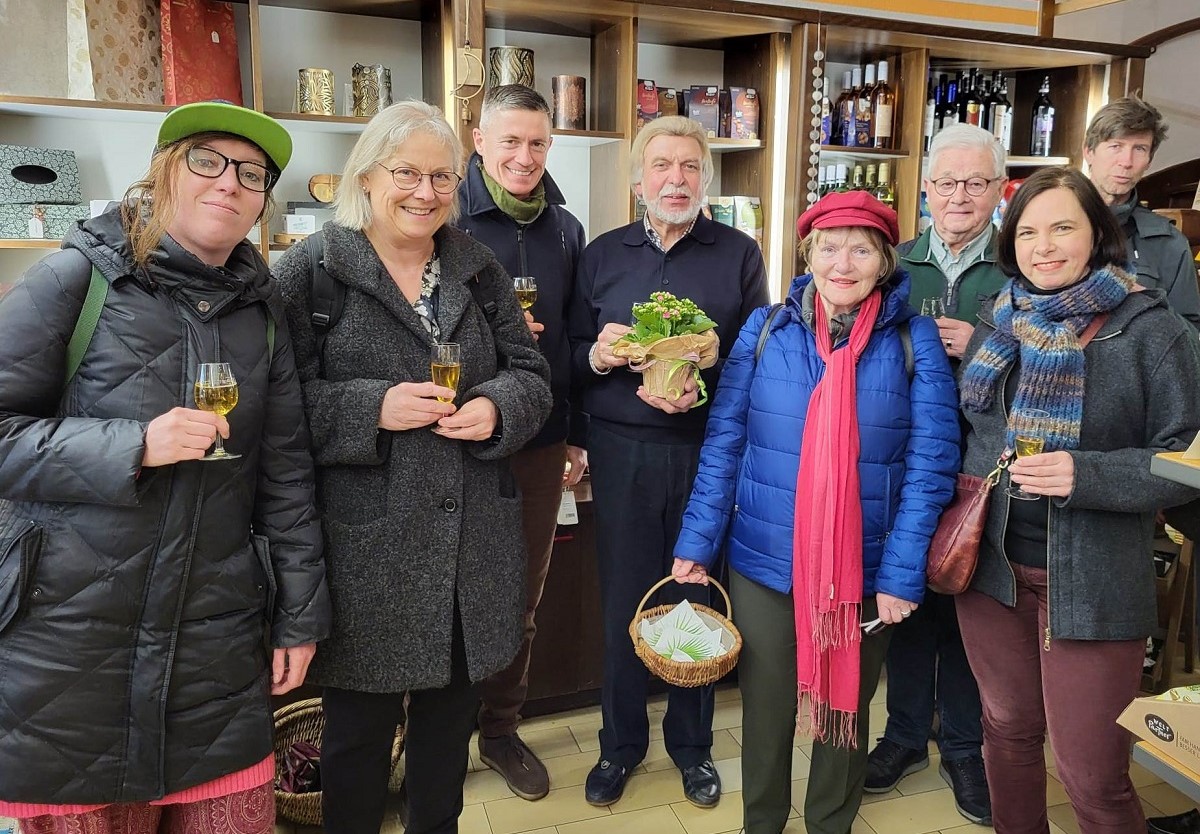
487, 46, 534, 88
551, 75, 586, 131
352, 63, 392, 117
298, 68, 335, 116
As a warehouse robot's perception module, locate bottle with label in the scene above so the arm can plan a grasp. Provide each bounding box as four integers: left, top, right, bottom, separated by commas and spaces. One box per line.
875, 162, 896, 210
841, 68, 862, 148
865, 163, 878, 191
923, 73, 939, 152
962, 69, 983, 127
831, 70, 852, 146
856, 64, 875, 147
820, 76, 832, 145
871, 60, 896, 149
850, 163, 866, 190
835, 163, 850, 192
986, 71, 1008, 147
977, 75, 993, 133
998, 75, 1014, 152
1030, 76, 1055, 156
938, 76, 959, 131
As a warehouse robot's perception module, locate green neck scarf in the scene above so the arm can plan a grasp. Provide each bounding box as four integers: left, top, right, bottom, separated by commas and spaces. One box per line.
478, 160, 547, 224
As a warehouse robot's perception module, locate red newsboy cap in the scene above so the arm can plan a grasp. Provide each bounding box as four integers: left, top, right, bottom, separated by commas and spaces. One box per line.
796, 190, 899, 247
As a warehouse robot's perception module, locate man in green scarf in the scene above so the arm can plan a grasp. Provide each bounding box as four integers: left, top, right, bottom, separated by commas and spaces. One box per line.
456, 84, 588, 802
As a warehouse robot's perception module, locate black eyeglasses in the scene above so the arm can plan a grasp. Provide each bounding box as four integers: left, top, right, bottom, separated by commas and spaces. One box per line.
929, 177, 1001, 197
377, 163, 462, 194
186, 147, 275, 192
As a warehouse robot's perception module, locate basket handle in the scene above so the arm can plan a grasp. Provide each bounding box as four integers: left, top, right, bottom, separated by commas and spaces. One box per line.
635, 574, 733, 622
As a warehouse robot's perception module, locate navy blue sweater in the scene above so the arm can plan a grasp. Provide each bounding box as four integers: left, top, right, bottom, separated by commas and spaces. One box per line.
456, 153, 587, 447
567, 214, 769, 443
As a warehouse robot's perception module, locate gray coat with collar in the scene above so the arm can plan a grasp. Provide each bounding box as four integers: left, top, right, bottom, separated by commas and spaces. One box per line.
1117, 195, 1200, 330
960, 283, 1200, 641
275, 222, 552, 692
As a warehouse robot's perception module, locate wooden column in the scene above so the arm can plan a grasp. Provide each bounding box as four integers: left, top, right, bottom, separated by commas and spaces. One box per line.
424, 0, 485, 152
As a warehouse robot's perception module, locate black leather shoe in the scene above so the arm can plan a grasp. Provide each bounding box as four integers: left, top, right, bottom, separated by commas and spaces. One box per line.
1149, 809, 1200, 834
584, 758, 628, 806
681, 759, 722, 808
864, 738, 929, 793
940, 756, 992, 825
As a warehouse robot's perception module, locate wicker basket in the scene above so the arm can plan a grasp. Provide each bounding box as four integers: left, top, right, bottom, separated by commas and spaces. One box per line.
273, 697, 405, 826
629, 576, 742, 687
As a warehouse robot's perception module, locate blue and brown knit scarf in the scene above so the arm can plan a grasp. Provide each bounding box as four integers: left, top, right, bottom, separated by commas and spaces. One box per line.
960, 265, 1135, 450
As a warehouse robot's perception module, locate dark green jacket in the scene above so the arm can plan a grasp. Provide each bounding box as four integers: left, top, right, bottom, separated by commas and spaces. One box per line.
898, 226, 1007, 325
1114, 193, 1200, 330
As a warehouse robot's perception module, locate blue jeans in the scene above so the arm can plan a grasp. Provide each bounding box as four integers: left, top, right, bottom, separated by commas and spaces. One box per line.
882, 590, 983, 761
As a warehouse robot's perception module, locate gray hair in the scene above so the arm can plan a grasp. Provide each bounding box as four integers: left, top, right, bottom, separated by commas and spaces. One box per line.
333, 99, 463, 230
928, 123, 1006, 179
629, 116, 714, 192
479, 84, 552, 131
1085, 96, 1168, 158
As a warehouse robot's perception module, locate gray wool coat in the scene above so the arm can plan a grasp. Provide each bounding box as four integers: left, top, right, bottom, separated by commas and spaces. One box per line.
275, 222, 552, 692
960, 284, 1200, 641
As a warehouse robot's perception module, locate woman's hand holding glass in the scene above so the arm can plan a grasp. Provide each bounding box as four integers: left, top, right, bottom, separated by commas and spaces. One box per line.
434, 396, 498, 440
141, 407, 229, 467
378, 382, 457, 430
1007, 450, 1076, 498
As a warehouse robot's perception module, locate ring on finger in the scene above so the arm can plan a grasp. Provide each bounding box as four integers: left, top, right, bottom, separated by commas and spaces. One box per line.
901, 609, 912, 618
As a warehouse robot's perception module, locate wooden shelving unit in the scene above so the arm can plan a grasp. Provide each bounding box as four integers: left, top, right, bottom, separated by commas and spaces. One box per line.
0, 240, 61, 249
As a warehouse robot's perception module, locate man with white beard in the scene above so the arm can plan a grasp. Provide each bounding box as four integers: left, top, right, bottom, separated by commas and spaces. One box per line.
567, 115, 769, 809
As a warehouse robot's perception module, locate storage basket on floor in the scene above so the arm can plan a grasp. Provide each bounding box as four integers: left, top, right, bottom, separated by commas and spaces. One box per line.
273, 697, 405, 826
630, 575, 742, 687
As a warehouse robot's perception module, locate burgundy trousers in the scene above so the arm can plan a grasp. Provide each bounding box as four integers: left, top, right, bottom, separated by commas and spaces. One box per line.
478, 441, 567, 738
18, 784, 273, 834
956, 563, 1145, 834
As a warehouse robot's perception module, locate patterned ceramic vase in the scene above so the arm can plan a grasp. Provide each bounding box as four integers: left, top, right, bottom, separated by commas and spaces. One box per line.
487, 46, 534, 88
298, 68, 335, 116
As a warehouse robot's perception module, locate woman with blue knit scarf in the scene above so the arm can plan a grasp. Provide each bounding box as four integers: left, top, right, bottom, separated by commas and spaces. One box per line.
955, 165, 1200, 834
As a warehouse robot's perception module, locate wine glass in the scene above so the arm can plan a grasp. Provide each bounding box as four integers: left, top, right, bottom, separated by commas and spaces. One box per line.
1006, 407, 1051, 500
513, 276, 537, 311
194, 362, 241, 461
431, 343, 461, 404
921, 297, 947, 318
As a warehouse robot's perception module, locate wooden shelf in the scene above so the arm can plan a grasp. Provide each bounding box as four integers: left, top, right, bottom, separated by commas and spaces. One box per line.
709, 138, 765, 153
248, 0, 427, 19
265, 112, 371, 134
0, 239, 61, 249
819, 146, 910, 160
1007, 155, 1073, 166
551, 129, 624, 147
0, 94, 171, 123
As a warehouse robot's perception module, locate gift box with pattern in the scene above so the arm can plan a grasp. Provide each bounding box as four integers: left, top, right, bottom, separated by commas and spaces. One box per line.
0, 146, 84, 206
0, 205, 90, 240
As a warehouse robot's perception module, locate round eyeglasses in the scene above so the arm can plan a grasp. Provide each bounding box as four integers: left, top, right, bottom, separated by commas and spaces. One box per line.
929, 177, 1001, 197
377, 163, 462, 194
186, 147, 275, 193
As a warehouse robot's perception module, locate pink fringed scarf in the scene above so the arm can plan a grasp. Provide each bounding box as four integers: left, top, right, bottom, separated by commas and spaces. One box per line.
792, 288, 881, 749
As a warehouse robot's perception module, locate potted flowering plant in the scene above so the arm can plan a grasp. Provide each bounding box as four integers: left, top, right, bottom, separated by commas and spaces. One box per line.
611, 291, 719, 403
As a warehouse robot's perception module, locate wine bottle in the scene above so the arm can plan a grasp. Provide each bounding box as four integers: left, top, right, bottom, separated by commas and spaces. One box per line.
865, 163, 878, 191
1030, 76, 1055, 157
835, 163, 850, 192
938, 77, 959, 131
850, 163, 866, 191
820, 76, 832, 145
871, 60, 896, 149
856, 64, 875, 148
841, 68, 862, 148
998, 75, 1014, 152
875, 162, 896, 210
962, 69, 983, 127
977, 75, 993, 133
923, 73, 938, 152
831, 71, 852, 146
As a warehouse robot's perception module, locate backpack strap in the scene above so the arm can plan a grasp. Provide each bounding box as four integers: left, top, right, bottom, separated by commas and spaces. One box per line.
467, 270, 500, 324
64, 266, 108, 385
306, 231, 344, 370
898, 318, 914, 380
266, 314, 276, 369
755, 303, 785, 362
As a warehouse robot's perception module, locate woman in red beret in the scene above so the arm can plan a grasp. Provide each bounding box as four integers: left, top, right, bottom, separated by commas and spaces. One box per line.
672, 190, 961, 833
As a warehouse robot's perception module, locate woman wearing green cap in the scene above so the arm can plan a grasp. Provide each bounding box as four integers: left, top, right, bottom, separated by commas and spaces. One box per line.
0, 101, 330, 833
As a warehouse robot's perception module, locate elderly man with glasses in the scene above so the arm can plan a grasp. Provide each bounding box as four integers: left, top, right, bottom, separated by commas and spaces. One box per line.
862, 123, 1005, 826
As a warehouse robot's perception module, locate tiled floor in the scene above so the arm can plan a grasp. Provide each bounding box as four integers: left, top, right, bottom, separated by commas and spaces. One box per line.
276, 668, 1199, 834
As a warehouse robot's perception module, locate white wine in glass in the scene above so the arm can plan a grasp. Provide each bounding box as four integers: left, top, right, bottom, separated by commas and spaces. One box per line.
1007, 407, 1050, 500
513, 276, 537, 311
431, 343, 461, 404
194, 362, 241, 461
921, 297, 946, 318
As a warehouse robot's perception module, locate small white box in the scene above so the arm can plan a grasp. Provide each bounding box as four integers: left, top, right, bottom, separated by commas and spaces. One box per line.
90, 199, 117, 217
284, 214, 317, 234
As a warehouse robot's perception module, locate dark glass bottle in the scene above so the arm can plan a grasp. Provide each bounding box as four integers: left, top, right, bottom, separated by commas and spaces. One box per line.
962, 68, 983, 127
1030, 76, 1055, 156
938, 77, 959, 131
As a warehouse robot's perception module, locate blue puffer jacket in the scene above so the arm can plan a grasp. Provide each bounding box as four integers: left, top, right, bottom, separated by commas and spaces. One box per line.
674, 271, 961, 603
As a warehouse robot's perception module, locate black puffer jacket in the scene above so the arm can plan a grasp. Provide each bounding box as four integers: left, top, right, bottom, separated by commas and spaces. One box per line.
0, 209, 331, 804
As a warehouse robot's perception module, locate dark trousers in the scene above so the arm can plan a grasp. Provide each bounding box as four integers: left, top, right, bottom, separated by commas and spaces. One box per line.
731, 567, 890, 834
479, 441, 566, 738
957, 564, 1145, 834
588, 421, 714, 770
321, 616, 479, 834
882, 590, 983, 760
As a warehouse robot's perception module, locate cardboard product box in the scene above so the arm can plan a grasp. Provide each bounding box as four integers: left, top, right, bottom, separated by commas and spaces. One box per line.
710, 196, 735, 227
1153, 208, 1200, 244
1117, 685, 1200, 774
0, 144, 83, 205
658, 87, 679, 118
636, 79, 659, 131
718, 89, 732, 138
729, 87, 760, 140
0, 203, 89, 239
733, 195, 763, 248
688, 86, 720, 137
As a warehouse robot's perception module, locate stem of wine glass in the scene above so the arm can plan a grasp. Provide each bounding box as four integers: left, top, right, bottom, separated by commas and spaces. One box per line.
213, 434, 226, 457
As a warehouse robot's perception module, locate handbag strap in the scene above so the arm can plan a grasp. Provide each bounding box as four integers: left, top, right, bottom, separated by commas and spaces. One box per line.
1077, 311, 1110, 348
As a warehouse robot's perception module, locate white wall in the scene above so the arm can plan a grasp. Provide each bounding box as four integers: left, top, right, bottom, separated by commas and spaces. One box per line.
1056, 0, 1200, 172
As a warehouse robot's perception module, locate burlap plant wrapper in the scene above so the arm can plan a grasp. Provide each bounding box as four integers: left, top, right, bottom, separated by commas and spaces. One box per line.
612, 331, 719, 401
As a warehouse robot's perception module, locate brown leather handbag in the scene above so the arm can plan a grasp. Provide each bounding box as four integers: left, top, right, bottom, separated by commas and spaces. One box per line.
925, 464, 1004, 595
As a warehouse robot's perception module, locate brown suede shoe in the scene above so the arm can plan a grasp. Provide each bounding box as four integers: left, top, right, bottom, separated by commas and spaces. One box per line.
479, 733, 550, 800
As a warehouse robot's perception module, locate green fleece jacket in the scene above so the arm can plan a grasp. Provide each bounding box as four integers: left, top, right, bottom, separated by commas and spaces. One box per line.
898, 226, 1007, 325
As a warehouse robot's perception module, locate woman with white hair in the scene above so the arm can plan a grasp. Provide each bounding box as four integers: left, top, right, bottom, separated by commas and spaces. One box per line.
274, 100, 552, 834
